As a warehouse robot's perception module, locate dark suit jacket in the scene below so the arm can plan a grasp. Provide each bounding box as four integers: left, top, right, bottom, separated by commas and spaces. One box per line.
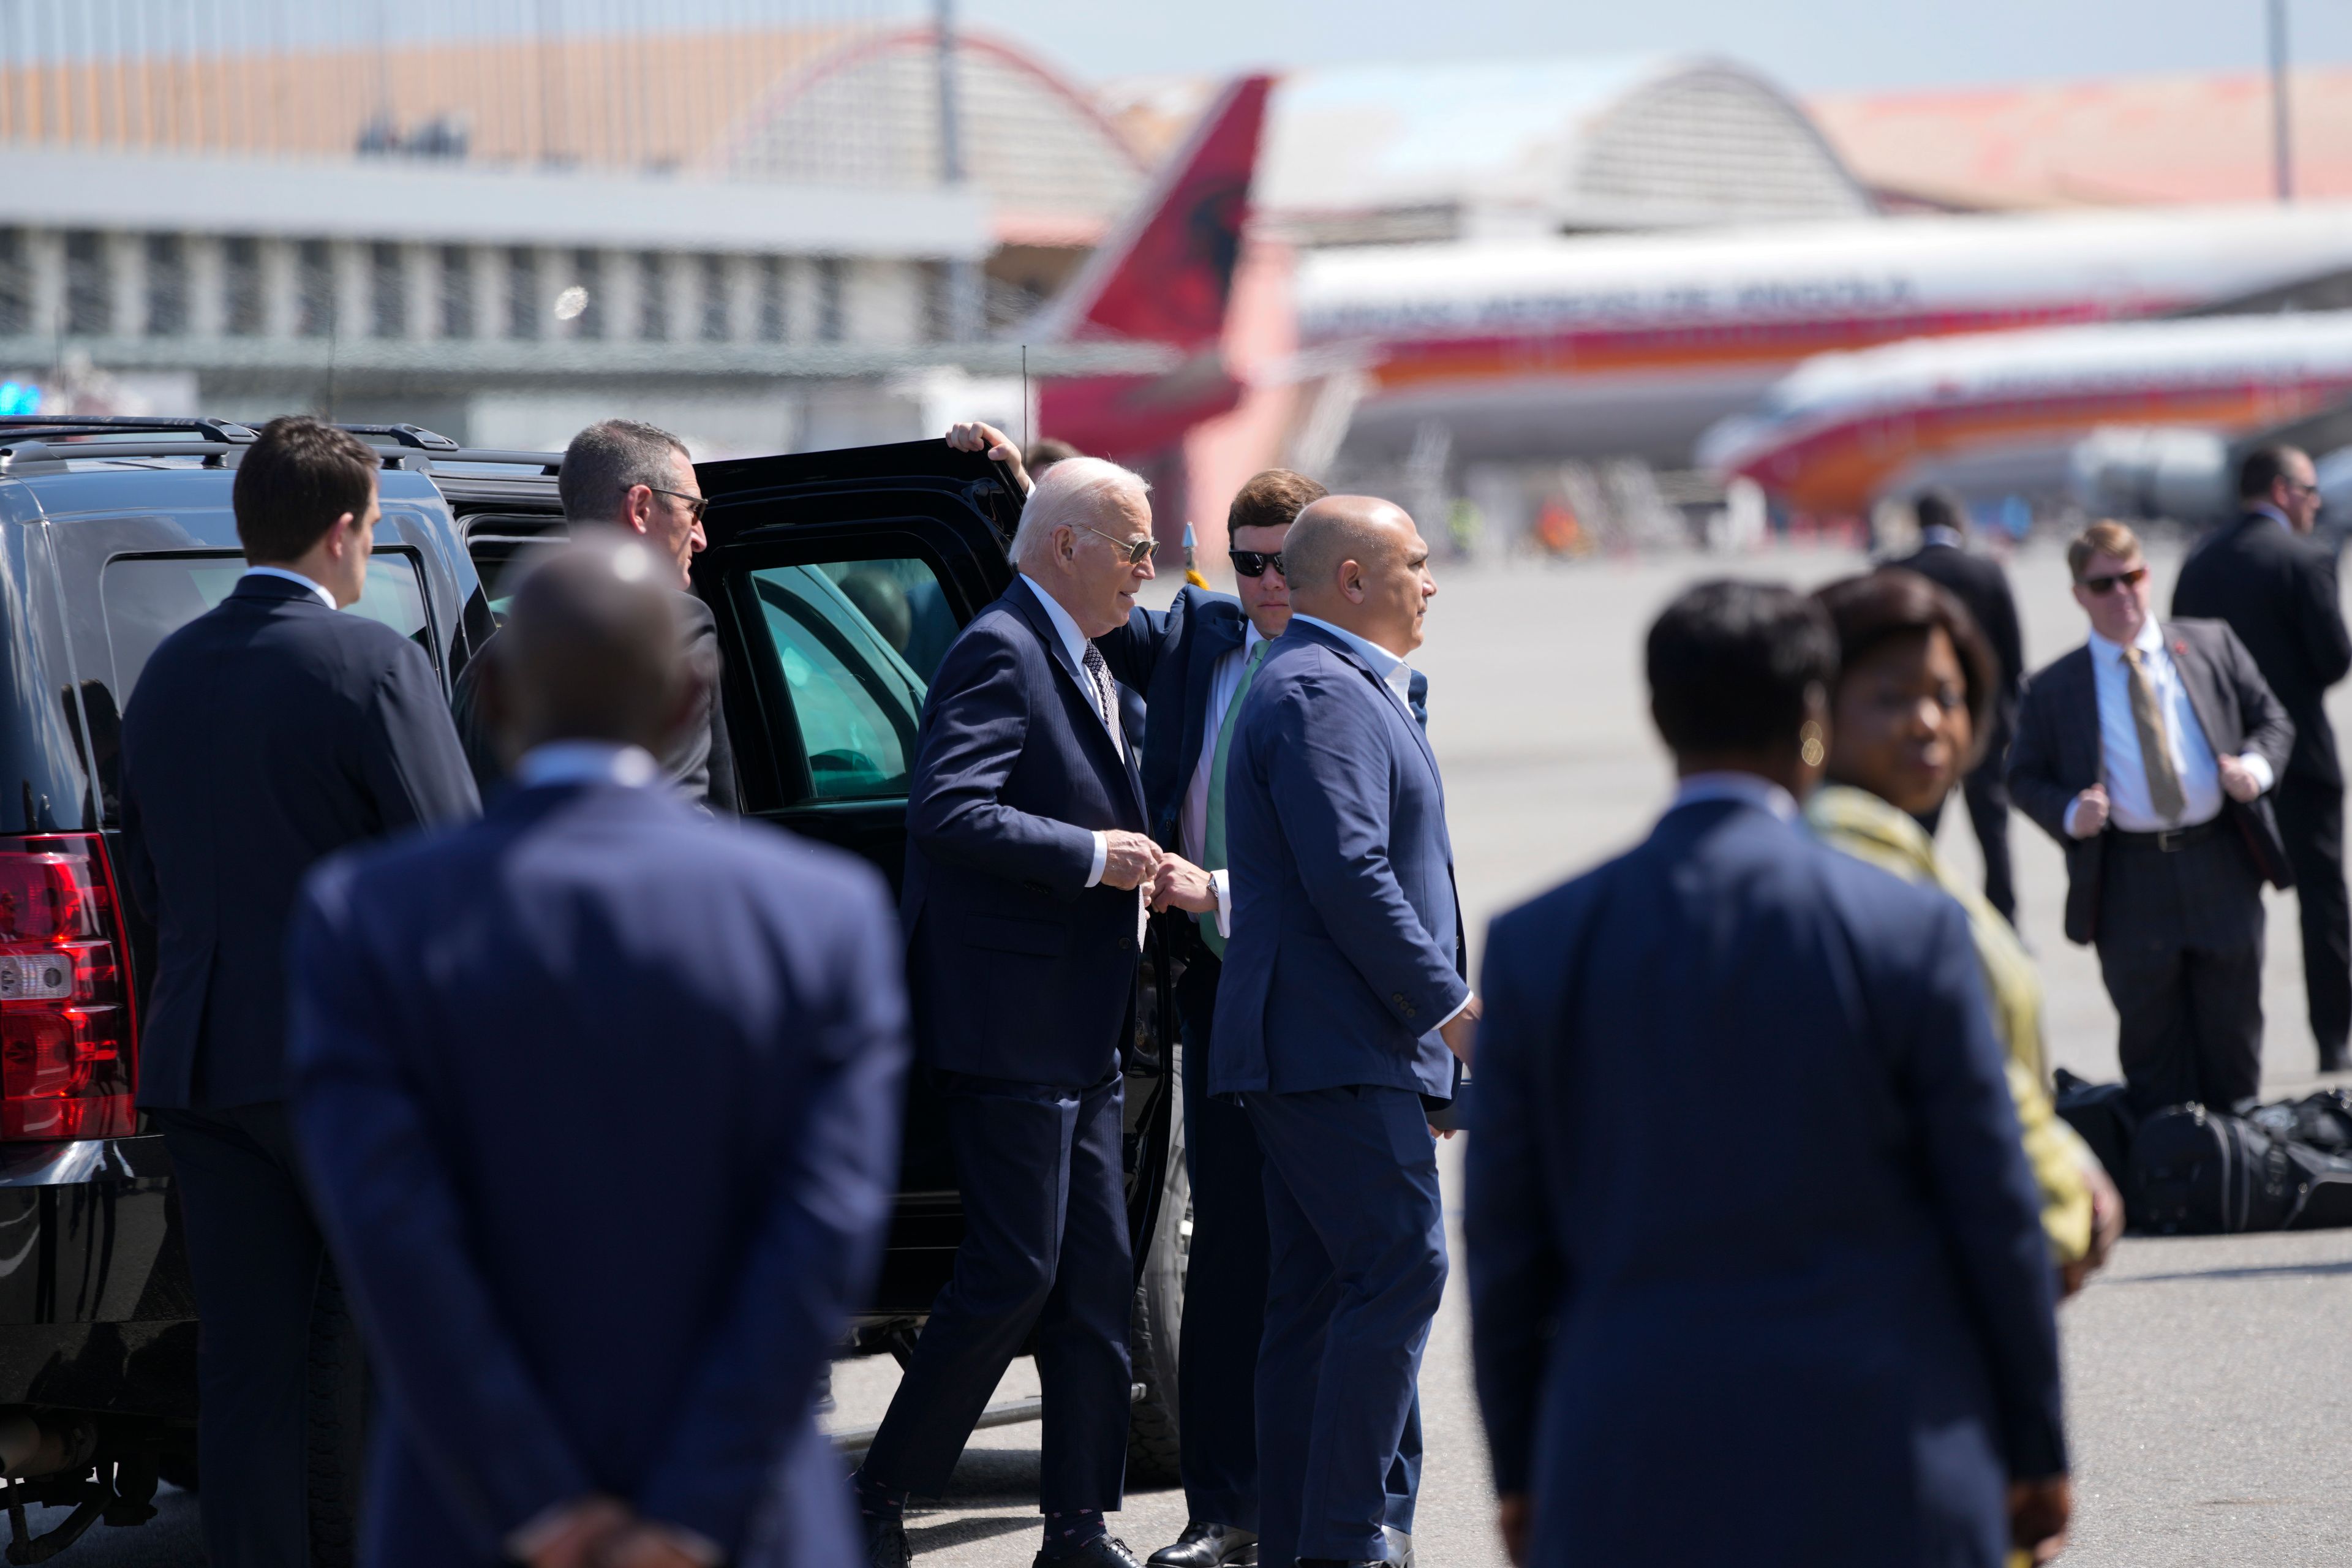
902, 576, 1147, 1085
1095, 586, 1248, 850
451, 593, 737, 813
1888, 540, 2026, 748
1209, 620, 1464, 1101
118, 575, 480, 1109
1468, 797, 2064, 1567
287, 781, 907, 1567
2173, 512, 2352, 788
2008, 618, 2294, 944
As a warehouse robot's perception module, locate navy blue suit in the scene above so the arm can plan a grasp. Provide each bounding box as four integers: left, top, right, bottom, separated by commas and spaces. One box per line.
287, 780, 908, 1567
1209, 620, 1464, 1568
116, 572, 480, 1568
1469, 796, 2066, 1568
865, 575, 1142, 1511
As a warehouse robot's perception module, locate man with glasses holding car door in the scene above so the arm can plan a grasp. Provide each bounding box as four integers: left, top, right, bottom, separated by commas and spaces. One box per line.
2010, 521, 2295, 1114
452, 418, 737, 812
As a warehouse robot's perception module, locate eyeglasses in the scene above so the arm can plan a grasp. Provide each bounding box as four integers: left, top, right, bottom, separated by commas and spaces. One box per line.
2079, 565, 2149, 595
1079, 525, 1155, 565
1229, 549, 1286, 579
643, 485, 709, 523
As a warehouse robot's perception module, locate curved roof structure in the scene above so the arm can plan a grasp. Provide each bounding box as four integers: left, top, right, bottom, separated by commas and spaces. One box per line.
1254, 55, 1872, 246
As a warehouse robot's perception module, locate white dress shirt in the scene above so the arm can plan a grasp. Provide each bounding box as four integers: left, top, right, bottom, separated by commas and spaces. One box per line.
241, 564, 336, 610
2067, 617, 2271, 834
1286, 614, 1469, 1028
1021, 574, 1127, 888
1177, 623, 1267, 939
2250, 502, 2293, 533
513, 741, 663, 790
1671, 770, 1800, 821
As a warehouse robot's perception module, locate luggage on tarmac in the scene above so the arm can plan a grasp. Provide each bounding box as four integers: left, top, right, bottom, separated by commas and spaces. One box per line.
2245, 1087, 2352, 1156
2051, 1069, 2135, 1187
2127, 1101, 2352, 1235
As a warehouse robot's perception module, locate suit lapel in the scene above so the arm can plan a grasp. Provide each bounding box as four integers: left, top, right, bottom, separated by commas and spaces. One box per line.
1005, 578, 1147, 821
2059, 647, 2103, 786
1178, 601, 1247, 796
2166, 627, 2235, 755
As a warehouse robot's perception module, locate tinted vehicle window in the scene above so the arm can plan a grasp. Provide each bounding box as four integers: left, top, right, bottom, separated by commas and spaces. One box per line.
743, 559, 948, 802
98, 552, 434, 709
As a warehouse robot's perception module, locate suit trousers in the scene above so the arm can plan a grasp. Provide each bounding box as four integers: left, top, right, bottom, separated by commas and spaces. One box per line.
862, 1069, 1133, 1511
151, 1102, 335, 1568
1919, 756, 2017, 924
1174, 949, 1268, 1532
2095, 829, 2267, 1114
1246, 1085, 1446, 1568
2273, 774, 2352, 1060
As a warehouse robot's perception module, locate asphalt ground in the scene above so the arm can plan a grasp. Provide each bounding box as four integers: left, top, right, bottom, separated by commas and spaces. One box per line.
65, 538, 2352, 1562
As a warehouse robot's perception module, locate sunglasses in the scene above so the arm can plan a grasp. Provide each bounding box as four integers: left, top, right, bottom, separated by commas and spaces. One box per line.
2079, 565, 2149, 595
1229, 549, 1285, 579
1079, 525, 1155, 565
644, 485, 709, 523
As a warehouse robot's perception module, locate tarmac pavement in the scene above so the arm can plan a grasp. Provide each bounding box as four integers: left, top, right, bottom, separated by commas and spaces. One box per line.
70, 537, 2352, 1563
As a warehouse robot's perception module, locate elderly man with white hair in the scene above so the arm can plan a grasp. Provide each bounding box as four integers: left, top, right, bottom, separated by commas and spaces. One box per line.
853, 458, 1207, 1568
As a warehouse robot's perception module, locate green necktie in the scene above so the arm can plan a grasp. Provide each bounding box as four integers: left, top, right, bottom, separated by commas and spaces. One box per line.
1200, 641, 1270, 959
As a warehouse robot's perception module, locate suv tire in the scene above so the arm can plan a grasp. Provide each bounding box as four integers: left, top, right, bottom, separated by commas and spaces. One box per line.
1127, 1063, 1188, 1485
307, 1267, 372, 1568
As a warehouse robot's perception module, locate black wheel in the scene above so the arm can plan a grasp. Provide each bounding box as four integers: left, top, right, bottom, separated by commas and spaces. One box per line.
1128, 1052, 1188, 1485
307, 1266, 372, 1568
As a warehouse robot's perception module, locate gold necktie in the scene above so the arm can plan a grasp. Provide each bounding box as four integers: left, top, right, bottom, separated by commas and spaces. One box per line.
2123, 646, 2187, 822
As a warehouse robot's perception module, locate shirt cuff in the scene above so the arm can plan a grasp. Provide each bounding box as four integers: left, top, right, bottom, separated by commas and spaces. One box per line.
1437, 990, 1475, 1029
2242, 753, 2276, 793
1085, 831, 1107, 888
2062, 797, 2085, 837
1210, 867, 1231, 940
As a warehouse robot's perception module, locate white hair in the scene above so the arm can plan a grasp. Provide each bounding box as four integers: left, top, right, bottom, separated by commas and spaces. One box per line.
1009, 457, 1151, 569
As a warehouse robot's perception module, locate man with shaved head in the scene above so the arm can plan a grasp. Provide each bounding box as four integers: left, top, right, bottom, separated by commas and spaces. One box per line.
1210, 496, 1471, 1568
286, 536, 909, 1568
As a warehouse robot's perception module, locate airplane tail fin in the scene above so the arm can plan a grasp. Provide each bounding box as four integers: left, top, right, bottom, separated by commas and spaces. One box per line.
1030, 73, 1273, 352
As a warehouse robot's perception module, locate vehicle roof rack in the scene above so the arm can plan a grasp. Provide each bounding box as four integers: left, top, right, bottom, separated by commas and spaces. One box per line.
0, 415, 259, 444
336, 422, 461, 452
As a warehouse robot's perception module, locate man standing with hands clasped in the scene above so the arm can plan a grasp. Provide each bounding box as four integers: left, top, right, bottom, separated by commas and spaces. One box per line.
2010, 521, 2294, 1114
1210, 497, 1471, 1568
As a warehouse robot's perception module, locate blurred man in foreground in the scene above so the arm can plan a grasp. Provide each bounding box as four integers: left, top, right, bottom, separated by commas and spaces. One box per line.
856, 459, 1212, 1568
2010, 521, 2293, 1113
1471, 580, 2069, 1567
1211, 497, 1469, 1568
119, 415, 480, 1565
453, 418, 736, 811
2173, 445, 2352, 1071
288, 537, 908, 1567
1887, 489, 2027, 922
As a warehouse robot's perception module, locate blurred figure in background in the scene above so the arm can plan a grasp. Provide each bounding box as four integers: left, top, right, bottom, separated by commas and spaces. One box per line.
2010, 521, 2294, 1115
1470, 579, 2069, 1568
288, 537, 907, 1568
1886, 489, 2026, 923
1806, 568, 2122, 1294
2173, 445, 2352, 1072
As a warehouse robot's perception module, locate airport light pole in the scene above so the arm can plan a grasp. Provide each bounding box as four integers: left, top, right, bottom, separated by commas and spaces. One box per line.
937, 0, 986, 341
2271, 0, 2294, 202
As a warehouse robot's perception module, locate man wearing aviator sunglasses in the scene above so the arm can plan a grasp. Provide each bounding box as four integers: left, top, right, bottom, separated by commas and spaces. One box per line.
2009, 519, 2295, 1116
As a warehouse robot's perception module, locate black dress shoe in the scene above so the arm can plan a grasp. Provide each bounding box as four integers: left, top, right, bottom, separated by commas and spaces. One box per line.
2323, 1046, 2350, 1074
864, 1515, 911, 1568
1148, 1521, 1260, 1567
1036, 1537, 1145, 1568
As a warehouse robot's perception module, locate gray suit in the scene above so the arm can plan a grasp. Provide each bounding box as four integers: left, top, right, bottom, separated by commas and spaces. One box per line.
2009, 618, 2293, 1110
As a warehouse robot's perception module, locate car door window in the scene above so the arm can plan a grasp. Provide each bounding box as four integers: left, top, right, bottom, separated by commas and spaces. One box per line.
742, 559, 946, 802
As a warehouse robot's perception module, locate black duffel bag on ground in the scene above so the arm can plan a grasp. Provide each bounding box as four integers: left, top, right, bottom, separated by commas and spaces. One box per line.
2128, 1102, 2352, 1235
2246, 1088, 2352, 1155
2052, 1069, 2135, 1183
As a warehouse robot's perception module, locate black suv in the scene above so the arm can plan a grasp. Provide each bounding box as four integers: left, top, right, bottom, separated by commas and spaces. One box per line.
0, 417, 1187, 1561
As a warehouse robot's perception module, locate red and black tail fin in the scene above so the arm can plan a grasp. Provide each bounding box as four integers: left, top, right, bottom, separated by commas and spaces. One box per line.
1032, 73, 1273, 352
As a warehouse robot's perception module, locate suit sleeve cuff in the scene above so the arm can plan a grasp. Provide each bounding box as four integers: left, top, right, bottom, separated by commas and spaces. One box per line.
2244, 753, 2276, 793
1211, 867, 1231, 940
1085, 831, 1107, 888
1438, 990, 1475, 1028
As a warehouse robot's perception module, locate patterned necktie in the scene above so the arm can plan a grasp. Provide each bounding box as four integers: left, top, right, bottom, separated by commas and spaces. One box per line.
1200, 641, 1272, 959
2122, 645, 2187, 822
1081, 642, 1123, 760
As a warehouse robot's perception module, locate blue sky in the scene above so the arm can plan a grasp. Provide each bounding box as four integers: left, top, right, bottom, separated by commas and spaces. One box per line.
962, 0, 2352, 92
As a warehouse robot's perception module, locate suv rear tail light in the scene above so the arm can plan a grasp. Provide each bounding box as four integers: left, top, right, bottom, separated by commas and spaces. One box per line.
0, 836, 134, 1140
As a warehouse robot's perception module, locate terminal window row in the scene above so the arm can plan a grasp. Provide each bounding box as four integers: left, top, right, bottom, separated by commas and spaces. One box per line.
0, 230, 906, 345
